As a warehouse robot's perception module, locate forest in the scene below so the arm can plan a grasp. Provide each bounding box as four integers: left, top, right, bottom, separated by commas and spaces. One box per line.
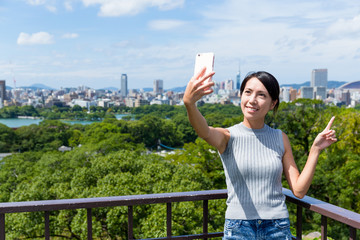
0, 99, 359, 239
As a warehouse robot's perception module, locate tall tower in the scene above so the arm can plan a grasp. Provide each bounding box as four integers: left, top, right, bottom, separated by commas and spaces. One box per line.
236, 64, 241, 90
311, 69, 328, 88
0, 80, 6, 105
153, 79, 163, 94
121, 74, 128, 97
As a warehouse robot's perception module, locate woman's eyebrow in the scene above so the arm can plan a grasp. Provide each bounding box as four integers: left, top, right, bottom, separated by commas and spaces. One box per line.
257, 90, 267, 94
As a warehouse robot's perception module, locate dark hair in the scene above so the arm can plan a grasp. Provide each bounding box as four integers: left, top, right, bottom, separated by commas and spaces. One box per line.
240, 71, 280, 113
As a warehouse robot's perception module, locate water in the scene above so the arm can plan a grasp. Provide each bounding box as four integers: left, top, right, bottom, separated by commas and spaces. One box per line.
61, 120, 97, 125
0, 114, 133, 128
0, 118, 43, 128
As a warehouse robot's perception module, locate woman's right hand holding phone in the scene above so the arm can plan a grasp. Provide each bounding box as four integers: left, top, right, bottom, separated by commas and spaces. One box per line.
183, 67, 215, 105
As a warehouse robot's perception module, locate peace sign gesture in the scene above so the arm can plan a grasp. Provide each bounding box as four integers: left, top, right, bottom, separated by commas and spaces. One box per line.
312, 116, 337, 151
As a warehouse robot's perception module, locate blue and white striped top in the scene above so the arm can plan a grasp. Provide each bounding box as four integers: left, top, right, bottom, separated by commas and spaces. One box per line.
220, 122, 289, 220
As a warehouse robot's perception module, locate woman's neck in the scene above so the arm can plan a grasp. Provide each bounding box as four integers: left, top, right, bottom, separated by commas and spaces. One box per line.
242, 118, 265, 129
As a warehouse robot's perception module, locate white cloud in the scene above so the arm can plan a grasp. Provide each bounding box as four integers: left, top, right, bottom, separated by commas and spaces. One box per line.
62, 33, 79, 39
323, 15, 360, 39
11, 0, 360, 88
148, 19, 186, 30
81, 0, 184, 17
17, 32, 54, 45
46, 5, 57, 12
64, 1, 73, 11
25, 0, 47, 5
25, 0, 58, 12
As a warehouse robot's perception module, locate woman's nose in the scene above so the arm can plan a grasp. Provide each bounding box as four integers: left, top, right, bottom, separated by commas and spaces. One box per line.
249, 94, 257, 103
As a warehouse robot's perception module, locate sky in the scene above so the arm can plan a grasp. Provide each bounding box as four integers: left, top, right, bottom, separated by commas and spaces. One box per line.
0, 0, 360, 90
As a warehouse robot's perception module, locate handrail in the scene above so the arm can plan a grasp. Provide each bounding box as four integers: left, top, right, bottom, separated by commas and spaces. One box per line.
0, 188, 358, 240
0, 189, 227, 213
283, 188, 360, 229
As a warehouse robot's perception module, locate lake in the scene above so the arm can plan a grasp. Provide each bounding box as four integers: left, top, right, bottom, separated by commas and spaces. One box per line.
0, 114, 133, 128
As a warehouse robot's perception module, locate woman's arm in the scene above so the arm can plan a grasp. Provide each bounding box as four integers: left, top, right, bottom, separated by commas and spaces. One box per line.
282, 117, 337, 199
183, 67, 230, 154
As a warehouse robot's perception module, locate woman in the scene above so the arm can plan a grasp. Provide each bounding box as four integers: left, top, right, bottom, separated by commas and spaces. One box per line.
183, 68, 337, 239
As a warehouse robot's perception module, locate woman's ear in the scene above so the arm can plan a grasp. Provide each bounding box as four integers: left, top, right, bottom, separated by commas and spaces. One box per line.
270, 100, 278, 110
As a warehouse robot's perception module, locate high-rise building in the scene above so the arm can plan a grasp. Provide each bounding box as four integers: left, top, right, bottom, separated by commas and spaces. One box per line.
282, 87, 292, 102
225, 79, 234, 90
236, 71, 241, 90
220, 81, 225, 90
121, 74, 128, 97
341, 90, 351, 106
300, 86, 314, 99
290, 89, 298, 101
154, 79, 163, 94
311, 69, 328, 88
314, 86, 327, 100
0, 80, 6, 105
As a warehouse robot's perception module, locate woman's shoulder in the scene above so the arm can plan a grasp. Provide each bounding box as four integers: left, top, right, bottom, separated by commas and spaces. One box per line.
267, 124, 284, 134
227, 122, 242, 130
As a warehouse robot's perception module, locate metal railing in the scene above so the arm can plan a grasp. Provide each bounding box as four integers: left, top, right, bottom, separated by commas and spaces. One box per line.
0, 188, 359, 240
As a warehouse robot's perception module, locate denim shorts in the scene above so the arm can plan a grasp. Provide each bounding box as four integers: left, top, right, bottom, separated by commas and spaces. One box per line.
223, 218, 292, 240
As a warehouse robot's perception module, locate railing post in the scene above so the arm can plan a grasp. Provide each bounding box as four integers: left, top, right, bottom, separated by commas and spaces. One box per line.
167, 203, 172, 238
350, 226, 356, 240
321, 216, 327, 240
296, 205, 302, 240
0, 213, 4, 240
87, 208, 92, 240
128, 206, 134, 240
203, 200, 208, 240
44, 211, 50, 240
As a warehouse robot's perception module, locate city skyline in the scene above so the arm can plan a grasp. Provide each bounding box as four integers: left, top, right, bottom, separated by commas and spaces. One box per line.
1, 0, 360, 90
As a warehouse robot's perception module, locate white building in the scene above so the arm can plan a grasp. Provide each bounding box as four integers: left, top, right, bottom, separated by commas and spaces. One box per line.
281, 87, 292, 102
69, 99, 97, 108
311, 69, 328, 88
314, 86, 326, 100
153, 79, 164, 94
300, 86, 314, 99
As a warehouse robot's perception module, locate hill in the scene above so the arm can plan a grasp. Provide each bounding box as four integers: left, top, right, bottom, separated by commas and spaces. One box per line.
280, 81, 347, 90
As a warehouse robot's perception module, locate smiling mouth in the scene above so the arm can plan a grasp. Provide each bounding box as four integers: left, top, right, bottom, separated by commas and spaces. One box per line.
246, 106, 258, 112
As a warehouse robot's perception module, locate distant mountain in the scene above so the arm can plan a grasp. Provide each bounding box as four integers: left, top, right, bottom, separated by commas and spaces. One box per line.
280, 80, 347, 90
280, 81, 310, 89
142, 88, 153, 92
168, 86, 186, 92
327, 81, 348, 89
3, 80, 348, 92
20, 83, 55, 90
98, 87, 119, 91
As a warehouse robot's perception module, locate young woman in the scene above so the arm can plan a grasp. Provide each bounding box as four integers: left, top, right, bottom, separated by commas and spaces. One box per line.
183, 68, 337, 239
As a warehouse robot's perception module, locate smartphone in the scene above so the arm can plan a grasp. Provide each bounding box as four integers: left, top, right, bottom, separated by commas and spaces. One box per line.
194, 52, 215, 83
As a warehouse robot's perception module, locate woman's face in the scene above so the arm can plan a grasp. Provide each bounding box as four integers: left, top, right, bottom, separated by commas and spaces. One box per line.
241, 77, 277, 126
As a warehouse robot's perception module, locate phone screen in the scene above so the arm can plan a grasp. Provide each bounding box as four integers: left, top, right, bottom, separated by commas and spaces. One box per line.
194, 52, 215, 77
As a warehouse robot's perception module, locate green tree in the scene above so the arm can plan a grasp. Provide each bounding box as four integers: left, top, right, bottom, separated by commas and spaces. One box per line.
0, 124, 16, 152
13, 120, 72, 152
2, 147, 220, 239
166, 138, 225, 189
71, 105, 83, 112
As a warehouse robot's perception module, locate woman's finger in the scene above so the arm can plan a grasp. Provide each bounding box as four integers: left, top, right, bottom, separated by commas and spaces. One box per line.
324, 116, 335, 131
194, 67, 207, 80
193, 71, 215, 88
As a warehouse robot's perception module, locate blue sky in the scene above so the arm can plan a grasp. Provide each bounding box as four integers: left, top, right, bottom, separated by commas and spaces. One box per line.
1, 0, 360, 90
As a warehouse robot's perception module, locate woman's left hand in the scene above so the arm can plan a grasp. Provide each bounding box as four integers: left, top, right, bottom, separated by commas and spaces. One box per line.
312, 116, 337, 151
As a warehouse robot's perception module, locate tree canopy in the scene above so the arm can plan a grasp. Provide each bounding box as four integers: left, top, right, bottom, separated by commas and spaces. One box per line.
0, 101, 359, 239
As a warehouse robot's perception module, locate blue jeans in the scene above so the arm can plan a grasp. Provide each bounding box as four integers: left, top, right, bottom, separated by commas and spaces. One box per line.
223, 218, 292, 240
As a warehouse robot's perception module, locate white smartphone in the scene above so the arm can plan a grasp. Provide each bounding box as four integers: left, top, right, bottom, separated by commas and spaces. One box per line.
194, 52, 215, 82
